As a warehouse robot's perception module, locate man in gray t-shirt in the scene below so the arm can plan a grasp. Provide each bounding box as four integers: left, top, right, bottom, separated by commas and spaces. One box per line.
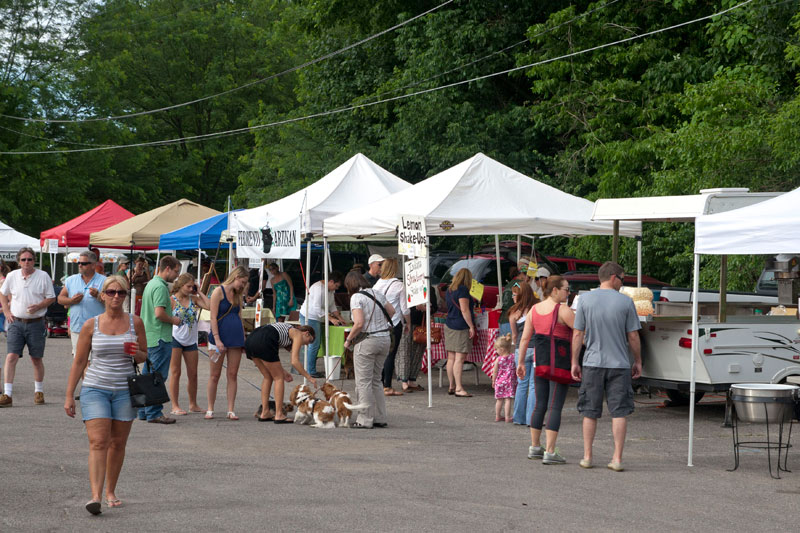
571, 261, 642, 472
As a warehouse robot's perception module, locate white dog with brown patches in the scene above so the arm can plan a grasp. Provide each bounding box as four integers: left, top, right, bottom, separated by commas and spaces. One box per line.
289, 384, 336, 429
320, 382, 368, 428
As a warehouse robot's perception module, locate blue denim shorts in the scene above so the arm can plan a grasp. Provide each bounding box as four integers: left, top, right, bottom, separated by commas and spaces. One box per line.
171, 337, 198, 351
80, 386, 137, 422
7, 318, 46, 358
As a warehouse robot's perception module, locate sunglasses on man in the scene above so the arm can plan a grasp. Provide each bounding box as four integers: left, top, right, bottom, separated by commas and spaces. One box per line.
77, 261, 94, 266
19, 257, 34, 262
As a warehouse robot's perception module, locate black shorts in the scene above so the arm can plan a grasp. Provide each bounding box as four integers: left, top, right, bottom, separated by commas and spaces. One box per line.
244, 326, 281, 363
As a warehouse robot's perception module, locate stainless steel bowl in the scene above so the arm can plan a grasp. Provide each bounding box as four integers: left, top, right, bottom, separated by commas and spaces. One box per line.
730, 383, 799, 424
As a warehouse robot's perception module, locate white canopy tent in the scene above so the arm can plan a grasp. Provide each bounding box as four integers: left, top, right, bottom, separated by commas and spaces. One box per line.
325, 152, 641, 238
325, 152, 642, 406
231, 153, 411, 244
0, 220, 41, 262
688, 187, 795, 465
231, 153, 411, 382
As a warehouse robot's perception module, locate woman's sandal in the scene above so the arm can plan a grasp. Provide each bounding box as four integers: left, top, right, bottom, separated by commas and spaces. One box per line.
226, 411, 239, 421
85, 500, 102, 515
170, 408, 187, 416
273, 418, 293, 424
257, 415, 273, 422
383, 388, 403, 396
106, 498, 122, 508
204, 411, 214, 419
448, 388, 456, 395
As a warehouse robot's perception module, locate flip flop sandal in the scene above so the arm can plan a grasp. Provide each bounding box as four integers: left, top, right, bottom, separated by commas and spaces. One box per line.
448, 389, 456, 395
204, 411, 214, 419
273, 418, 293, 424
170, 409, 187, 416
257, 415, 274, 422
85, 500, 102, 515
106, 499, 122, 508
455, 392, 473, 397
226, 411, 239, 421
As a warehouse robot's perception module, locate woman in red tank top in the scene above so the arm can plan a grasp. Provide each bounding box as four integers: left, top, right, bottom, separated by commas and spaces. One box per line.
517, 275, 575, 464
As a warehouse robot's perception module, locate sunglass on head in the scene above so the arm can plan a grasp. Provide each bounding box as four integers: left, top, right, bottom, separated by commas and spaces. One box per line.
78, 261, 93, 266
104, 289, 128, 297
512, 282, 521, 288
19, 258, 34, 262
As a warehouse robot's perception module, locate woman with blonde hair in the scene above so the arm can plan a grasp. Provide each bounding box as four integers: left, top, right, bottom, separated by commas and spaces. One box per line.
444, 268, 476, 397
206, 265, 248, 420
372, 258, 410, 397
168, 273, 210, 416
64, 275, 147, 514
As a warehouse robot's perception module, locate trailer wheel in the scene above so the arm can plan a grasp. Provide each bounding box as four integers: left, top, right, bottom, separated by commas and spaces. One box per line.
665, 389, 705, 406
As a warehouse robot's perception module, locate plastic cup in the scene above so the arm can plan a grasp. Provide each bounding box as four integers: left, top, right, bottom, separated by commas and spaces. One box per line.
124, 333, 138, 357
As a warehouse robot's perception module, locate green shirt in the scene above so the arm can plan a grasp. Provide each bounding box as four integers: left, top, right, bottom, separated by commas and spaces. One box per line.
141, 275, 172, 347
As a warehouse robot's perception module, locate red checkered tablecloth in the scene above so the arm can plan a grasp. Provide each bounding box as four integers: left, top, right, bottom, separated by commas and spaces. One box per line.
421, 324, 498, 375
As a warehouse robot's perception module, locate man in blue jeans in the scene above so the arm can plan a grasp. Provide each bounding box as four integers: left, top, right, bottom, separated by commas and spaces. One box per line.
138, 255, 182, 423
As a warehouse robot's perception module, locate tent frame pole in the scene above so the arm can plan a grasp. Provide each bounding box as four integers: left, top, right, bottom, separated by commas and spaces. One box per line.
323, 237, 330, 375
688, 252, 700, 467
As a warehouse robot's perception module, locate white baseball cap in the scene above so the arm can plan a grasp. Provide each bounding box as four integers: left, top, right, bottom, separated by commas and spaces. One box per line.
368, 254, 385, 265
535, 267, 551, 278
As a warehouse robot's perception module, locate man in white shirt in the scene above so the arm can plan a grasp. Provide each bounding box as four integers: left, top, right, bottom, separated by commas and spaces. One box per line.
298, 271, 345, 377
0, 247, 56, 407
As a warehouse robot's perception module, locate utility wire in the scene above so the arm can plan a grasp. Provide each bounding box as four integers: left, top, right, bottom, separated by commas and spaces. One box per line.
0, 124, 111, 147
364, 0, 622, 103
0, 0, 454, 124
0, 0, 755, 156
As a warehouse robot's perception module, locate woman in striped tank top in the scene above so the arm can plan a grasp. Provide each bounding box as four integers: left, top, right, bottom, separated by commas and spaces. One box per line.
244, 322, 316, 423
64, 275, 147, 515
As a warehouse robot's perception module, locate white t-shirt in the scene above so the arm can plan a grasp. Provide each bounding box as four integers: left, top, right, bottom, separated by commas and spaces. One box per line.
350, 289, 391, 336
0, 269, 55, 318
298, 280, 337, 321
373, 278, 409, 326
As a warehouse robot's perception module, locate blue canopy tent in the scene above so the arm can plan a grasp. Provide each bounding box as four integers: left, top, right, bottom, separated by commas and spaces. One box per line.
158, 211, 240, 281
158, 211, 240, 250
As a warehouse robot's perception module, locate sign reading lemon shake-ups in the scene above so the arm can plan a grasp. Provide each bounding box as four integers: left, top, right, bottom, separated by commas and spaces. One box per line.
398, 214, 428, 258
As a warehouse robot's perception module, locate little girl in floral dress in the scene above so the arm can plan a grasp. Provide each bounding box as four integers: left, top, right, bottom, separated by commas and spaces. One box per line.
491, 334, 517, 422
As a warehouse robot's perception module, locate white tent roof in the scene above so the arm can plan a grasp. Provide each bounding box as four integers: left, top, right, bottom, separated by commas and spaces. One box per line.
231, 153, 410, 238
593, 188, 779, 223
695, 187, 795, 254
324, 153, 641, 238
0, 220, 41, 256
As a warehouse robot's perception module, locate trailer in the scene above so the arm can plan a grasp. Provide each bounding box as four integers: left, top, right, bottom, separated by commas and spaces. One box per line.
639, 300, 800, 403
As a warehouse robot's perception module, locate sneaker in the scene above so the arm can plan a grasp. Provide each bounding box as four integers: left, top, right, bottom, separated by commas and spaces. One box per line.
527, 445, 544, 460
579, 458, 594, 469
607, 461, 624, 472
542, 449, 567, 465
34, 392, 45, 405
0, 394, 11, 408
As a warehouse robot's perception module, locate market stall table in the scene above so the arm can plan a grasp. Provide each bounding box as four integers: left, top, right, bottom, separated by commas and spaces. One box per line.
421, 323, 498, 387
198, 307, 274, 333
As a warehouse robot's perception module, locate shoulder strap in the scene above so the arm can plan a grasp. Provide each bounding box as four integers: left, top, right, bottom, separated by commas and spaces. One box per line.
360, 289, 392, 325
215, 287, 234, 323
549, 304, 560, 333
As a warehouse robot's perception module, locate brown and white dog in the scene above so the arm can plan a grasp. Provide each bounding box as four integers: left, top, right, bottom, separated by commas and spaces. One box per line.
289, 384, 336, 429
320, 382, 368, 428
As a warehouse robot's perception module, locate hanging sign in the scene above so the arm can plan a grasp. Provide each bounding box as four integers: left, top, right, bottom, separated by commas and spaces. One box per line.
398, 214, 428, 258
231, 212, 301, 260
404, 257, 428, 307
42, 239, 59, 253
469, 279, 485, 302
254, 298, 263, 327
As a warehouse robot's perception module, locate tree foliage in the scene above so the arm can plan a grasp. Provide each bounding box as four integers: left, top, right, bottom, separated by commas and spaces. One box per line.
1, 0, 800, 291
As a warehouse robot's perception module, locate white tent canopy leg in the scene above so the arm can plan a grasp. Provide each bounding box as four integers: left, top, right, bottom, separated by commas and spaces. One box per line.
688, 252, 701, 467
323, 237, 329, 377
303, 238, 312, 384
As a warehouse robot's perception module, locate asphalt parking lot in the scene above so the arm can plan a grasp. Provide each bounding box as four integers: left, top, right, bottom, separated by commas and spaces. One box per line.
1, 335, 798, 532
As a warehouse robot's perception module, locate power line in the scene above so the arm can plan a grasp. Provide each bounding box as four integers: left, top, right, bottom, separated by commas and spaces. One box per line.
0, 124, 111, 147
0, 0, 454, 124
0, 0, 755, 156
363, 0, 622, 103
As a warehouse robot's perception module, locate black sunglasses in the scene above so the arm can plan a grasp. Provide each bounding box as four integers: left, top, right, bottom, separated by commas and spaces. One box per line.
615, 274, 625, 282
78, 261, 93, 266
19, 258, 34, 262
104, 289, 128, 297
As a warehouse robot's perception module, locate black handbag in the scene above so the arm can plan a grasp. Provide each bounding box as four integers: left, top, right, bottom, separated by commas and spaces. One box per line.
128, 359, 170, 408
533, 304, 576, 385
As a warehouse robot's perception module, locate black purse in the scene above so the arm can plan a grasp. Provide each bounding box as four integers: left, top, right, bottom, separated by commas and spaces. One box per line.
128, 358, 170, 408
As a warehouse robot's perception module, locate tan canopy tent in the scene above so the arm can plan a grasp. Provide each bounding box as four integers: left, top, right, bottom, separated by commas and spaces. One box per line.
89, 198, 221, 249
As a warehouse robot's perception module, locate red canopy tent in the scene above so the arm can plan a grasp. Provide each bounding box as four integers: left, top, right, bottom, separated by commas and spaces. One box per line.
40, 200, 134, 248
